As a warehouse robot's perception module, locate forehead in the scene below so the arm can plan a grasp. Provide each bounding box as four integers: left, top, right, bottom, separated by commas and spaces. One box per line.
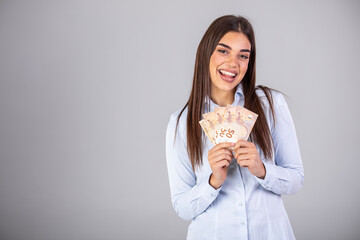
218, 32, 251, 49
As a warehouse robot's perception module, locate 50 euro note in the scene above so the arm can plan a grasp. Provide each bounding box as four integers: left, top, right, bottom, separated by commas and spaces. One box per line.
199, 105, 258, 149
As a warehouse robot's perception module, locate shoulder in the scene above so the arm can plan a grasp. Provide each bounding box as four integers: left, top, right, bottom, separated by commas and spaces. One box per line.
255, 86, 287, 109
167, 106, 188, 139
255, 87, 289, 131
168, 107, 188, 127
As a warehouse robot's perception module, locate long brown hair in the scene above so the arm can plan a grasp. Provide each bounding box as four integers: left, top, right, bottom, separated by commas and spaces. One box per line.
176, 15, 276, 170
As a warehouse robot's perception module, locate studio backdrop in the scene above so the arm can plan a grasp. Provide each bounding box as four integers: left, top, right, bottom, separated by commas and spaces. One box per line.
0, 0, 359, 239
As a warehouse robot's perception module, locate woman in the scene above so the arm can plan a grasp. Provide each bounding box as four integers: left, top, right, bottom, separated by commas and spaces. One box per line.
166, 15, 304, 240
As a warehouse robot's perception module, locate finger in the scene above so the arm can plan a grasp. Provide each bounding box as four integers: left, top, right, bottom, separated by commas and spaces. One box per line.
234, 148, 249, 157
234, 148, 256, 158
209, 142, 236, 153
234, 140, 254, 150
235, 151, 257, 160
210, 148, 233, 159
238, 159, 252, 168
236, 153, 258, 162
209, 154, 232, 163
235, 152, 251, 161
234, 140, 246, 149
215, 159, 230, 169
209, 152, 233, 164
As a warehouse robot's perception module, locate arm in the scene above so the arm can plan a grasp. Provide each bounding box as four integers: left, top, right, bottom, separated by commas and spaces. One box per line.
165, 114, 220, 221
257, 93, 304, 195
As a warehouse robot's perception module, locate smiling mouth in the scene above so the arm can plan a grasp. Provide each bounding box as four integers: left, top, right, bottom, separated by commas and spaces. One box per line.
219, 70, 238, 79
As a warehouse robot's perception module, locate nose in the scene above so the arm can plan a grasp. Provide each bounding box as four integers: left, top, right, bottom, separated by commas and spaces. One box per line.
226, 54, 239, 68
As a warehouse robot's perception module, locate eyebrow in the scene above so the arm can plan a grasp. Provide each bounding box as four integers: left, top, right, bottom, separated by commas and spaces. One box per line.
218, 43, 251, 53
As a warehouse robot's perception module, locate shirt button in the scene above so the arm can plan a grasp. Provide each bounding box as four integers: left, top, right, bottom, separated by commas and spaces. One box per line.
240, 221, 246, 226
239, 202, 243, 207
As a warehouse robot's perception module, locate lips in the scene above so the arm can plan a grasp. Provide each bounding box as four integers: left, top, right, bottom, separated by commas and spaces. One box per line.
219, 69, 238, 82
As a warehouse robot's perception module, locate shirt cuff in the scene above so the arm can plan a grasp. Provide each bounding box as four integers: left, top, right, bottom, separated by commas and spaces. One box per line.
257, 161, 276, 191
201, 174, 221, 201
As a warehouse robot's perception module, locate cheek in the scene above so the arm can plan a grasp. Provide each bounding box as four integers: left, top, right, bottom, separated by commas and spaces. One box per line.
210, 54, 222, 69
210, 69, 218, 83
209, 61, 218, 77
241, 63, 249, 74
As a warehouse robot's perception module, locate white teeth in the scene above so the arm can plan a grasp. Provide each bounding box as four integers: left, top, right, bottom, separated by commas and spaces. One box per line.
220, 70, 236, 77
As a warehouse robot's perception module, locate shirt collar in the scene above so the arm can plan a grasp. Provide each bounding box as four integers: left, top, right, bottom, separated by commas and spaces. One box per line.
204, 83, 244, 112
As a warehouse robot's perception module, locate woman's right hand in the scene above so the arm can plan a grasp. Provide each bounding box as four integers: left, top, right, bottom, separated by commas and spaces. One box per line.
208, 142, 235, 189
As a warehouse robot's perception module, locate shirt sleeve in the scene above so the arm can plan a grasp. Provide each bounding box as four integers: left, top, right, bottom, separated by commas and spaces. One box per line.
257, 93, 304, 195
166, 113, 220, 221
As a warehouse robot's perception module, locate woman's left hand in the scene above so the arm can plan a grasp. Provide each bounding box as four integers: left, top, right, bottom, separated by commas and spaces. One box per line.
234, 140, 266, 179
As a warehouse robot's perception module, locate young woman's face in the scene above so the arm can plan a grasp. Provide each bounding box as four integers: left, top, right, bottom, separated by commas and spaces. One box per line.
209, 31, 251, 97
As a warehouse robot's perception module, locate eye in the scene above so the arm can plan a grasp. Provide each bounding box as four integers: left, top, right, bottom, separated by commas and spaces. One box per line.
218, 49, 228, 54
238, 54, 249, 60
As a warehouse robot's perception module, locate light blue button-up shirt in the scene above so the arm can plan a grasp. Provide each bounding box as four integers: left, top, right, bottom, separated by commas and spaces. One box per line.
166, 84, 304, 240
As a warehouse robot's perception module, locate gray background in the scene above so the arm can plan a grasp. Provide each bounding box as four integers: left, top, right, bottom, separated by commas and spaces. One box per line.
0, 0, 359, 239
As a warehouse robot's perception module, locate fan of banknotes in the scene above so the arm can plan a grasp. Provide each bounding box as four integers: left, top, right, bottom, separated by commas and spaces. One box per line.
199, 105, 258, 146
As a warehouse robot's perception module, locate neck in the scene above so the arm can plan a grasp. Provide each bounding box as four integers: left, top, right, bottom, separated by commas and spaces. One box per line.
211, 89, 235, 107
